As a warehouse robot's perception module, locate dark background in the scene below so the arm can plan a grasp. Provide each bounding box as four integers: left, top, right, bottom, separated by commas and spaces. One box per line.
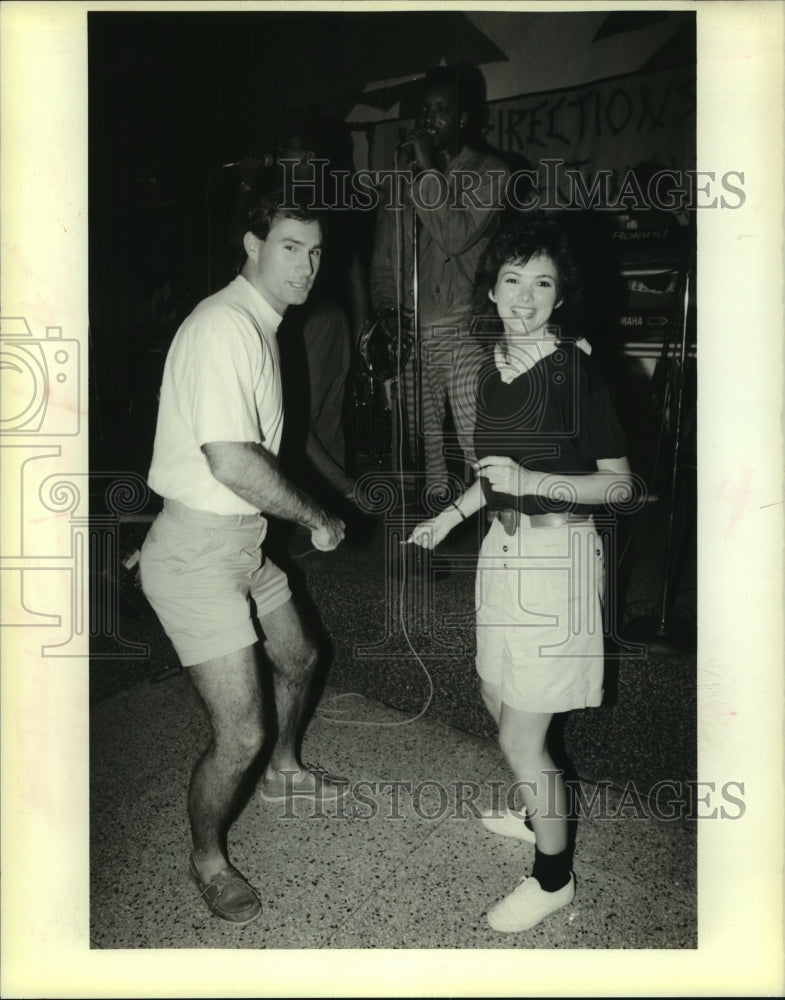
88, 9, 695, 499
88, 10, 511, 482
87, 7, 698, 801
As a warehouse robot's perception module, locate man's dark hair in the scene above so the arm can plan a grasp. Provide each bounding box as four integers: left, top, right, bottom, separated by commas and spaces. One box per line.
244, 188, 325, 242
421, 62, 487, 139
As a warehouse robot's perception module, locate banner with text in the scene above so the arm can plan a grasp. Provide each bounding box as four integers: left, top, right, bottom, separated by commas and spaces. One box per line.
358, 66, 697, 208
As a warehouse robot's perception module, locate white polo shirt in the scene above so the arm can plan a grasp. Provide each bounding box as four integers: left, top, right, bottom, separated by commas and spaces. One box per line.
148, 275, 283, 515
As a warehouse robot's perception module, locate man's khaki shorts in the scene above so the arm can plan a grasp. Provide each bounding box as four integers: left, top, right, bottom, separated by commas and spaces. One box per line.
139, 499, 291, 666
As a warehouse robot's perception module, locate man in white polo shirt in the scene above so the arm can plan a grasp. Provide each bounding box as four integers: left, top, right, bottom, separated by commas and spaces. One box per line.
139, 191, 346, 925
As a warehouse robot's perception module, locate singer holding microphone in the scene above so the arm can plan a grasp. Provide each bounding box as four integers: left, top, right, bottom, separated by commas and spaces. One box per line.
408, 218, 632, 932
370, 63, 510, 495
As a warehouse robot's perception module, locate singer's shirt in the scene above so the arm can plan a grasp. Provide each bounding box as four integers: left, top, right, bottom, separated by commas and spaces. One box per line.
473, 339, 628, 517
370, 145, 510, 333
148, 275, 284, 515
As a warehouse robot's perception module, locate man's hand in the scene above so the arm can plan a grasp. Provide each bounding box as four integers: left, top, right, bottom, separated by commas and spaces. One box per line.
310, 513, 345, 551
474, 457, 541, 498
202, 441, 347, 544
408, 126, 436, 170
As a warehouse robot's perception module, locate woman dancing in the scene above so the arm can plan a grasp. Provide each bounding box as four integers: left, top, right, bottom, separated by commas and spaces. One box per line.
408, 218, 632, 932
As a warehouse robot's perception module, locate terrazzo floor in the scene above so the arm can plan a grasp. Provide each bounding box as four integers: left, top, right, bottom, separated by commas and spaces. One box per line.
90, 676, 696, 952
90, 490, 700, 962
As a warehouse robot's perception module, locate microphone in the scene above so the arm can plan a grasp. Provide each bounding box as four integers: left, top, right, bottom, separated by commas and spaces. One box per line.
396, 125, 436, 152
220, 153, 276, 169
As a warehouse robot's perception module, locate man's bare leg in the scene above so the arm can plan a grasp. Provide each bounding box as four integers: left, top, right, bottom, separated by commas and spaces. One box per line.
187, 643, 264, 880
257, 597, 346, 800
257, 598, 317, 776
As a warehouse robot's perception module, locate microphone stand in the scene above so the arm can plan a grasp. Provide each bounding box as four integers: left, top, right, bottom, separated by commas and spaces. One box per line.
393, 148, 425, 502
410, 185, 424, 496
625, 265, 696, 653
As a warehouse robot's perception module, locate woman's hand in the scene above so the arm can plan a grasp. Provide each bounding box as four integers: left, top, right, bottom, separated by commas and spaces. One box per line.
406, 511, 458, 549
473, 457, 541, 497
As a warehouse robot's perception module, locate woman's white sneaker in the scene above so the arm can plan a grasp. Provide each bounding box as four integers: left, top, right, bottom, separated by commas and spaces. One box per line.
479, 807, 536, 843
486, 874, 575, 932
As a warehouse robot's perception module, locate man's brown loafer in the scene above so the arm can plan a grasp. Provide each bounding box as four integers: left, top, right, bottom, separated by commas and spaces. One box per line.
189, 854, 262, 925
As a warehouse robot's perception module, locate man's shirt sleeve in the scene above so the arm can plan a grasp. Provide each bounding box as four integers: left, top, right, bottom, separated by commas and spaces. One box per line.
186, 324, 266, 447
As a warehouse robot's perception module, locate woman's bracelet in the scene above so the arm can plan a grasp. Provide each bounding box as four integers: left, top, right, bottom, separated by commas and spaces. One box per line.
449, 501, 466, 521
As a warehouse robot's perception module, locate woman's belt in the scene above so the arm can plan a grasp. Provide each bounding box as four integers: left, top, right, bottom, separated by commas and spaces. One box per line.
487, 508, 592, 535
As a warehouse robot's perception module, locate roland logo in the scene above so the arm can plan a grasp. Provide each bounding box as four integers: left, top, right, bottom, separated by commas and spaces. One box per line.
612, 229, 670, 240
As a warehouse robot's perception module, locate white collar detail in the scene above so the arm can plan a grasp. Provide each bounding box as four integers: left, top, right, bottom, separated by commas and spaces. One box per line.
494, 336, 592, 383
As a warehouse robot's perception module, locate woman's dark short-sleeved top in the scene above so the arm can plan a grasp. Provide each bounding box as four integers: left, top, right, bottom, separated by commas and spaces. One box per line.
473, 341, 628, 516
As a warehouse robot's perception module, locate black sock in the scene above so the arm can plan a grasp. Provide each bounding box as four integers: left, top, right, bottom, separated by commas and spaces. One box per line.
532, 847, 572, 892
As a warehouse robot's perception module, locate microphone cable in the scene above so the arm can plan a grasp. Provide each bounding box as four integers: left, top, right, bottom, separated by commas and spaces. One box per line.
201, 148, 436, 728
317, 144, 436, 729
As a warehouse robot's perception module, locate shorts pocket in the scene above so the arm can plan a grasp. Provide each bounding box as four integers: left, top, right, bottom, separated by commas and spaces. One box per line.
143, 521, 216, 576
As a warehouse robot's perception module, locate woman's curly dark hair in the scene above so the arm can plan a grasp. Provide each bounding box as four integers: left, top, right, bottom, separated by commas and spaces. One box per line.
472, 217, 584, 341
